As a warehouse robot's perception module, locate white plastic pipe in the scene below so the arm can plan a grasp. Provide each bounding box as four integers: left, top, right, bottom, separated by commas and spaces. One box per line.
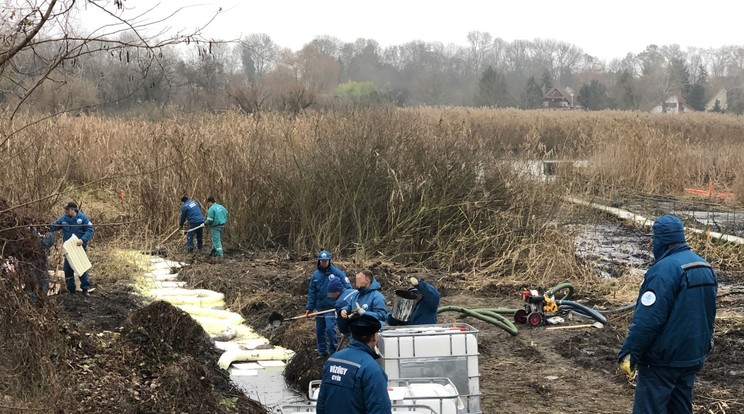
564, 196, 744, 245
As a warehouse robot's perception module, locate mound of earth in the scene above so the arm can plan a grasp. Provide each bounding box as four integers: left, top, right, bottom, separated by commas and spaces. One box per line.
0, 199, 267, 413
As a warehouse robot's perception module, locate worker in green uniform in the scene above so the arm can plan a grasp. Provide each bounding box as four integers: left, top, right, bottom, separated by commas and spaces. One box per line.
204, 196, 228, 257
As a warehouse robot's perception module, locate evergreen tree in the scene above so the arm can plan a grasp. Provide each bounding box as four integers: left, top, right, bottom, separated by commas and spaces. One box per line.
540, 69, 553, 92
476, 66, 512, 107
696, 64, 708, 84
615, 70, 637, 110
667, 57, 691, 94
578, 80, 614, 110
522, 76, 544, 109
727, 88, 744, 115
685, 83, 706, 111
684, 64, 708, 111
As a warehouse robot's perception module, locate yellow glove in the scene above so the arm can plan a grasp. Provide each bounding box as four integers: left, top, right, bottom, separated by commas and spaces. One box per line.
619, 355, 635, 378
409, 277, 419, 286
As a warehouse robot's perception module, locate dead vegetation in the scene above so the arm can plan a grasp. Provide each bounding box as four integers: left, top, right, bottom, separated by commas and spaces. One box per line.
2, 107, 744, 411
3, 108, 744, 275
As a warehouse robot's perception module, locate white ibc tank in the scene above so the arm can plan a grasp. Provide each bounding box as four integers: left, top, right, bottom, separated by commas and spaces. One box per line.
389, 378, 464, 414
309, 378, 458, 414
279, 405, 436, 413
379, 324, 481, 414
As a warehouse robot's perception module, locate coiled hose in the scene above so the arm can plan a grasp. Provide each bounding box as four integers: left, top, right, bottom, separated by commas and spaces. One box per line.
545, 282, 575, 300
436, 282, 611, 334
556, 300, 608, 324
437, 305, 518, 336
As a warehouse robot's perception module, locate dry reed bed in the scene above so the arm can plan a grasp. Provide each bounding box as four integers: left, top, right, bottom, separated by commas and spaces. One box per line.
2, 108, 744, 278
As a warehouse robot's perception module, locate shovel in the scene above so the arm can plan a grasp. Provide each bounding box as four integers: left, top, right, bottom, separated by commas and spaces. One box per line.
153, 224, 206, 255
187, 223, 205, 233
153, 227, 180, 254
545, 322, 604, 330
269, 309, 336, 327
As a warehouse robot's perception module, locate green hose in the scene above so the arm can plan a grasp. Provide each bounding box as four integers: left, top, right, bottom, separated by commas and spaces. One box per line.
436, 282, 582, 335
545, 282, 574, 300
476, 310, 520, 335
437, 305, 519, 336
470, 307, 519, 315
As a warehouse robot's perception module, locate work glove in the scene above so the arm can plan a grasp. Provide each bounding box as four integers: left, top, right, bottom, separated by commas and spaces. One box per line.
409, 277, 419, 287
305, 310, 311, 318
618, 354, 636, 378
355, 301, 366, 315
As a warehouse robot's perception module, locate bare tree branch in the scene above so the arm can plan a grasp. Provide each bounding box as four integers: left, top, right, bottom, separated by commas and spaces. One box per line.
0, 0, 59, 68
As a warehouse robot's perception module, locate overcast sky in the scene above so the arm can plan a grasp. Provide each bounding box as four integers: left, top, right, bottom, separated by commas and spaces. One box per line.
83, 0, 741, 61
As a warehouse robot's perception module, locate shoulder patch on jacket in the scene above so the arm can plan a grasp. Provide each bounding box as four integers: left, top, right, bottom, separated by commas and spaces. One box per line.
641, 291, 656, 306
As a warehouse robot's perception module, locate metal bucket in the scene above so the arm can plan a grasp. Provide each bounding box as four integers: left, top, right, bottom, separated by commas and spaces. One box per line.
391, 289, 419, 322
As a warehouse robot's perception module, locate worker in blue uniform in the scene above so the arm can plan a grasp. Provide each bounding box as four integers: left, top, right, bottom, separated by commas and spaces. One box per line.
388, 276, 441, 326
317, 314, 392, 414
179, 195, 205, 253
49, 202, 94, 295
306, 250, 351, 357
618, 214, 717, 414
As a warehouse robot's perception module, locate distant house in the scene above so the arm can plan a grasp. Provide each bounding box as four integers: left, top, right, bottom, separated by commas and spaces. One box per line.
704, 88, 727, 112
543, 87, 571, 110
650, 95, 695, 114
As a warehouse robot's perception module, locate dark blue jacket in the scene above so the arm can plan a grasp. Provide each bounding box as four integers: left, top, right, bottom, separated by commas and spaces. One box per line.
619, 242, 717, 368
341, 278, 388, 325
335, 288, 358, 335
179, 199, 204, 227
317, 339, 392, 414
50, 211, 94, 248
389, 278, 440, 326
307, 263, 350, 312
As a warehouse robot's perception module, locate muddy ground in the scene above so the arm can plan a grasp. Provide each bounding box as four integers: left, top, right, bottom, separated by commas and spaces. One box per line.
6, 208, 740, 413
180, 246, 744, 414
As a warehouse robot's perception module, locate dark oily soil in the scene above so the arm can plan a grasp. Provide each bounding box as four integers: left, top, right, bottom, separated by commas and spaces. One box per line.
45, 286, 269, 414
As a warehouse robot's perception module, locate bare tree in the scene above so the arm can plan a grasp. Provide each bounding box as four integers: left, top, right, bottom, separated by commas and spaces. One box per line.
704, 46, 731, 79
0, 0, 220, 147
238, 33, 279, 81
554, 41, 584, 85
308, 35, 343, 59
295, 44, 340, 95
466, 31, 493, 81
503, 39, 532, 76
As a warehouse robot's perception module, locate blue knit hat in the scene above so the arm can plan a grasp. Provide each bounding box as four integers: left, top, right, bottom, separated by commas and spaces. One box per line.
328, 277, 344, 293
